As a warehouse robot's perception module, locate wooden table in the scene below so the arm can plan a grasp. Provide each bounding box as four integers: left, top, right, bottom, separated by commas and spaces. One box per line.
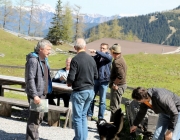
0, 75, 72, 96
0, 75, 73, 127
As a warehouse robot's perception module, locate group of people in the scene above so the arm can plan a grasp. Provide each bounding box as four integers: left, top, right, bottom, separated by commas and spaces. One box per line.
25, 38, 180, 140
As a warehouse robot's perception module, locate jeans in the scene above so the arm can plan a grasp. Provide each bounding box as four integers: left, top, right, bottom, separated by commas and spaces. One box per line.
153, 112, 180, 140
87, 80, 108, 119
71, 89, 95, 140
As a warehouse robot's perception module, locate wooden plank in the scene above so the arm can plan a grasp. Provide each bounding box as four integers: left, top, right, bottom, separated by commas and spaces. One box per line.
0, 75, 72, 92
0, 97, 69, 113
0, 85, 4, 96
0, 103, 12, 116
2, 85, 25, 92
49, 105, 69, 113
63, 109, 71, 128
0, 75, 25, 84
0, 96, 29, 107
48, 111, 60, 126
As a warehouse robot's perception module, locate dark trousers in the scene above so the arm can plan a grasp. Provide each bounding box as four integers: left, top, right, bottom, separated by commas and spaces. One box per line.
46, 92, 71, 107
110, 84, 127, 122
26, 95, 45, 140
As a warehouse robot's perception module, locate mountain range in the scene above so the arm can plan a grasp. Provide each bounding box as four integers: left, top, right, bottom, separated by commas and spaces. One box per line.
1, 4, 180, 46
86, 5, 180, 46
0, 4, 121, 36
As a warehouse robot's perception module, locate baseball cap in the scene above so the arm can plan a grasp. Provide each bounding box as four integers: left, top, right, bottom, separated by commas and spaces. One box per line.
109, 43, 121, 53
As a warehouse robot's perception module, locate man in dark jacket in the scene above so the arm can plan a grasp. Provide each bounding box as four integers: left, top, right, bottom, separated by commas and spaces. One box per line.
109, 43, 127, 122
67, 38, 98, 140
130, 87, 180, 140
25, 39, 52, 140
87, 43, 112, 120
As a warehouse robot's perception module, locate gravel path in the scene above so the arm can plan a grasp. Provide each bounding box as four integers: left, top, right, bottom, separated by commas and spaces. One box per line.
0, 102, 110, 140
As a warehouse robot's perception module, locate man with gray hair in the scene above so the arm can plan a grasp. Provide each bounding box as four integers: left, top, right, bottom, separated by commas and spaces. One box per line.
67, 38, 98, 140
25, 39, 52, 140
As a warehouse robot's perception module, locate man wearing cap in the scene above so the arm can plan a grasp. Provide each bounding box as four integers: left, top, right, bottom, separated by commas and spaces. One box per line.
87, 43, 112, 121
109, 43, 127, 122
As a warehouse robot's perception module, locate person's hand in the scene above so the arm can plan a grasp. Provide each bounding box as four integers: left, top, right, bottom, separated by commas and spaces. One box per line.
130, 125, 137, 133
67, 83, 72, 87
88, 49, 96, 53
34, 96, 41, 104
112, 84, 118, 90
165, 130, 172, 140
60, 76, 65, 81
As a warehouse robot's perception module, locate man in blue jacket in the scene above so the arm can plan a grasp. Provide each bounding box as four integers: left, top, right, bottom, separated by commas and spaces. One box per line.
87, 43, 112, 120
25, 39, 52, 140
130, 87, 180, 140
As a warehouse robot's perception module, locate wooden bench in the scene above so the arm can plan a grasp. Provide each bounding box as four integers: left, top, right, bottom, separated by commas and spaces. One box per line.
0, 96, 72, 128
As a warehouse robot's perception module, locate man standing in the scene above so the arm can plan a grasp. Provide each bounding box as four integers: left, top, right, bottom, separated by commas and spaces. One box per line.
67, 38, 98, 140
87, 43, 112, 120
25, 39, 52, 140
130, 87, 180, 140
109, 43, 127, 122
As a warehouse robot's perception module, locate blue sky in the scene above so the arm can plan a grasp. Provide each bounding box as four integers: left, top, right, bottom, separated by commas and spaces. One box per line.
14, 0, 180, 16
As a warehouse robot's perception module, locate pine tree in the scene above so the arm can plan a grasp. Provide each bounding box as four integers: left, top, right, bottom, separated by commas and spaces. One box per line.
97, 24, 104, 39
89, 27, 97, 42
109, 17, 124, 39
102, 23, 110, 38
46, 0, 63, 45
125, 30, 140, 42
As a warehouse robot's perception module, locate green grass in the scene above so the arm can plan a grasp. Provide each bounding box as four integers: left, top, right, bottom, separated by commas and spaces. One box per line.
126, 53, 180, 95
4, 92, 27, 101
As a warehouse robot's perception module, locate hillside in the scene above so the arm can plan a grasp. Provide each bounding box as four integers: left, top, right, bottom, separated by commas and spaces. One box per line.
1, 29, 180, 94
86, 5, 180, 46
0, 29, 37, 65
0, 29, 73, 76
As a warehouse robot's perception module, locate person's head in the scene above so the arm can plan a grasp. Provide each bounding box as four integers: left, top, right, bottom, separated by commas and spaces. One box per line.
109, 43, 121, 58
66, 57, 72, 70
100, 43, 109, 53
74, 38, 86, 52
132, 87, 149, 103
34, 39, 52, 59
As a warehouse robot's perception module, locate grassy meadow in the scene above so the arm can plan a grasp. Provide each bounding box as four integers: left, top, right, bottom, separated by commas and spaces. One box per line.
1, 29, 180, 139
1, 28, 180, 99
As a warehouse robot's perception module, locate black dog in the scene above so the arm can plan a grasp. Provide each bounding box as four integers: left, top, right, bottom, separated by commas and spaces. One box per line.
96, 108, 124, 140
